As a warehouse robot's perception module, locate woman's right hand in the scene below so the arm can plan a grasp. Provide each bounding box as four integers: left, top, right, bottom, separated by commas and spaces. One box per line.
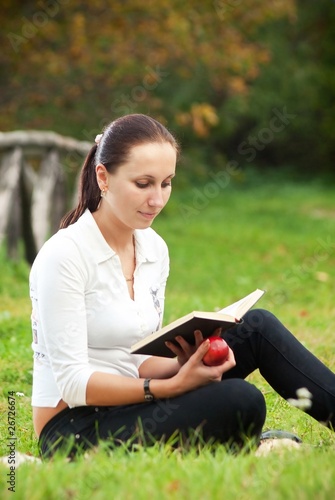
169, 338, 236, 396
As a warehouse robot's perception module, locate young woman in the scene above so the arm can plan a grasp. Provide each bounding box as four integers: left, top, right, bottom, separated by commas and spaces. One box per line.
30, 114, 335, 459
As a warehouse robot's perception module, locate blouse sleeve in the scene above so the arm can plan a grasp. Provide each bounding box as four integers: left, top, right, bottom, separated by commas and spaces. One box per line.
32, 236, 95, 407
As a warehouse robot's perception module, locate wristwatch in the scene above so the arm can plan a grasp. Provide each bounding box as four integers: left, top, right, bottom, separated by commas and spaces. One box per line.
144, 378, 154, 402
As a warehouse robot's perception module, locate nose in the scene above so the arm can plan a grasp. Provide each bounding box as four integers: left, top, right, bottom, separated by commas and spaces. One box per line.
148, 188, 165, 208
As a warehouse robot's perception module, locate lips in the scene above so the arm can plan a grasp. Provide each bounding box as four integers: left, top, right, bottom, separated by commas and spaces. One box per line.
138, 211, 158, 220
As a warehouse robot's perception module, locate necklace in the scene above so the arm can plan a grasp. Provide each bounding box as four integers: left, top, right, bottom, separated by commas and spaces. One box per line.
124, 235, 136, 283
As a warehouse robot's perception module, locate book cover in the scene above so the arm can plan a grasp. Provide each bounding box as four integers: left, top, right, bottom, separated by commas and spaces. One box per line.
131, 289, 265, 357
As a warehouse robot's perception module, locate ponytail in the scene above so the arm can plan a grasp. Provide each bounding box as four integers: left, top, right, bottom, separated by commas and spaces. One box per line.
59, 145, 100, 229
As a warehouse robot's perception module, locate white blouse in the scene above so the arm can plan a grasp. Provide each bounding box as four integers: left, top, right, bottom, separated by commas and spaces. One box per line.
30, 209, 169, 408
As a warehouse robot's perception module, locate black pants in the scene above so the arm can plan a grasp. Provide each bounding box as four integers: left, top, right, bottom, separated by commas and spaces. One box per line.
39, 309, 335, 459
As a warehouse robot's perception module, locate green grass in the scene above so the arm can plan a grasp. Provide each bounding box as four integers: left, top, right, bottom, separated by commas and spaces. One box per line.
1, 174, 335, 499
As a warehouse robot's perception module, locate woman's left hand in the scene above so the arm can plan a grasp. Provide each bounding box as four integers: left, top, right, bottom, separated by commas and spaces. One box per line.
165, 327, 222, 366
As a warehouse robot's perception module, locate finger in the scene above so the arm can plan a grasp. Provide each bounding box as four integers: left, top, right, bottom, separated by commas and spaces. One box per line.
194, 329, 204, 348
191, 338, 210, 363
217, 348, 236, 371
227, 347, 236, 367
205, 347, 236, 375
225, 347, 235, 364
206, 349, 236, 381
212, 327, 222, 337
165, 341, 184, 357
174, 335, 194, 355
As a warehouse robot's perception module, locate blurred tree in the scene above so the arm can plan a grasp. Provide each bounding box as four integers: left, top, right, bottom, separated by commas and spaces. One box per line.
215, 0, 335, 175
1, 0, 293, 137
2, 0, 334, 175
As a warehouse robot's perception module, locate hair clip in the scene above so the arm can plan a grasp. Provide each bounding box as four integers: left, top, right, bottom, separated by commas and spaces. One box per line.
95, 134, 103, 145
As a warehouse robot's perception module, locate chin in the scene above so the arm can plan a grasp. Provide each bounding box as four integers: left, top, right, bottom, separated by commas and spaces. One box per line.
135, 214, 156, 228
138, 220, 154, 230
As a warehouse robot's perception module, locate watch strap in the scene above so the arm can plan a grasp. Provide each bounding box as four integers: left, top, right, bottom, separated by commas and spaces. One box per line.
144, 378, 154, 402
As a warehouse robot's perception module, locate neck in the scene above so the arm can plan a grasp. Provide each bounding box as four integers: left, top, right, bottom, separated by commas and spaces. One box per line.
92, 209, 134, 254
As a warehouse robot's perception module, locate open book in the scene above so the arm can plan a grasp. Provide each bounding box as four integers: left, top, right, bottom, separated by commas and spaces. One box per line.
131, 288, 265, 357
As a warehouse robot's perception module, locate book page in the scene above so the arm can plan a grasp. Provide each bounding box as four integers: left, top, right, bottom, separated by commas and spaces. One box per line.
218, 289, 265, 319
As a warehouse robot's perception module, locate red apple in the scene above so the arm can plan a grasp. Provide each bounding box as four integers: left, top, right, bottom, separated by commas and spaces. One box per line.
202, 336, 229, 366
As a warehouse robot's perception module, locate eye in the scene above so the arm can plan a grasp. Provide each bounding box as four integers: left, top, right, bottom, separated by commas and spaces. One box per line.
162, 181, 172, 188
135, 182, 149, 189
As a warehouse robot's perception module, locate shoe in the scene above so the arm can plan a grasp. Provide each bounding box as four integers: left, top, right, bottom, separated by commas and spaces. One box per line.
260, 430, 302, 443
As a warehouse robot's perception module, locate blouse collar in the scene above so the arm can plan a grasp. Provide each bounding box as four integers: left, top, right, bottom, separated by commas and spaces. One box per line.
75, 210, 159, 264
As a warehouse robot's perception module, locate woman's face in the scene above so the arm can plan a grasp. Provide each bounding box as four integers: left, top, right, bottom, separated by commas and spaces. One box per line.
98, 142, 177, 230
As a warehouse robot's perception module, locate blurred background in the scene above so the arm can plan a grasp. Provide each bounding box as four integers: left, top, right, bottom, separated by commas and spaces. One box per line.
1, 0, 334, 180
3, 0, 335, 262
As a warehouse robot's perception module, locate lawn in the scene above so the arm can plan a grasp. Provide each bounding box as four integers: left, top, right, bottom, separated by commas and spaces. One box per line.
1, 172, 335, 499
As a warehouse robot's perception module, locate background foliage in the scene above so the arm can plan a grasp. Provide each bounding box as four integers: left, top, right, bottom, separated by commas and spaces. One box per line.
1, 0, 334, 176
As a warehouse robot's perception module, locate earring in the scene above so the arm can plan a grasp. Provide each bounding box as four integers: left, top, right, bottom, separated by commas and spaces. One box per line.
100, 189, 106, 198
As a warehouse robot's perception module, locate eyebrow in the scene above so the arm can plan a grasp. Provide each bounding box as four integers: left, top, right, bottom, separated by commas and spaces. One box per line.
137, 173, 175, 179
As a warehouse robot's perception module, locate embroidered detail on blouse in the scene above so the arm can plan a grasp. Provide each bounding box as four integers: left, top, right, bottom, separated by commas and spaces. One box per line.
150, 285, 162, 331
34, 352, 45, 360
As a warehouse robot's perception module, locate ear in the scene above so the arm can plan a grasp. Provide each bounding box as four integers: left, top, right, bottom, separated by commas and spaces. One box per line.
95, 164, 109, 191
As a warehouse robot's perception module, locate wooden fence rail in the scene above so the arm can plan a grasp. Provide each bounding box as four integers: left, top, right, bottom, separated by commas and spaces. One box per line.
0, 131, 91, 263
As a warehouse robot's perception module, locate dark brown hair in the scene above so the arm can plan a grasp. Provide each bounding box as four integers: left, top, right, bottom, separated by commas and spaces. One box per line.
60, 114, 179, 228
